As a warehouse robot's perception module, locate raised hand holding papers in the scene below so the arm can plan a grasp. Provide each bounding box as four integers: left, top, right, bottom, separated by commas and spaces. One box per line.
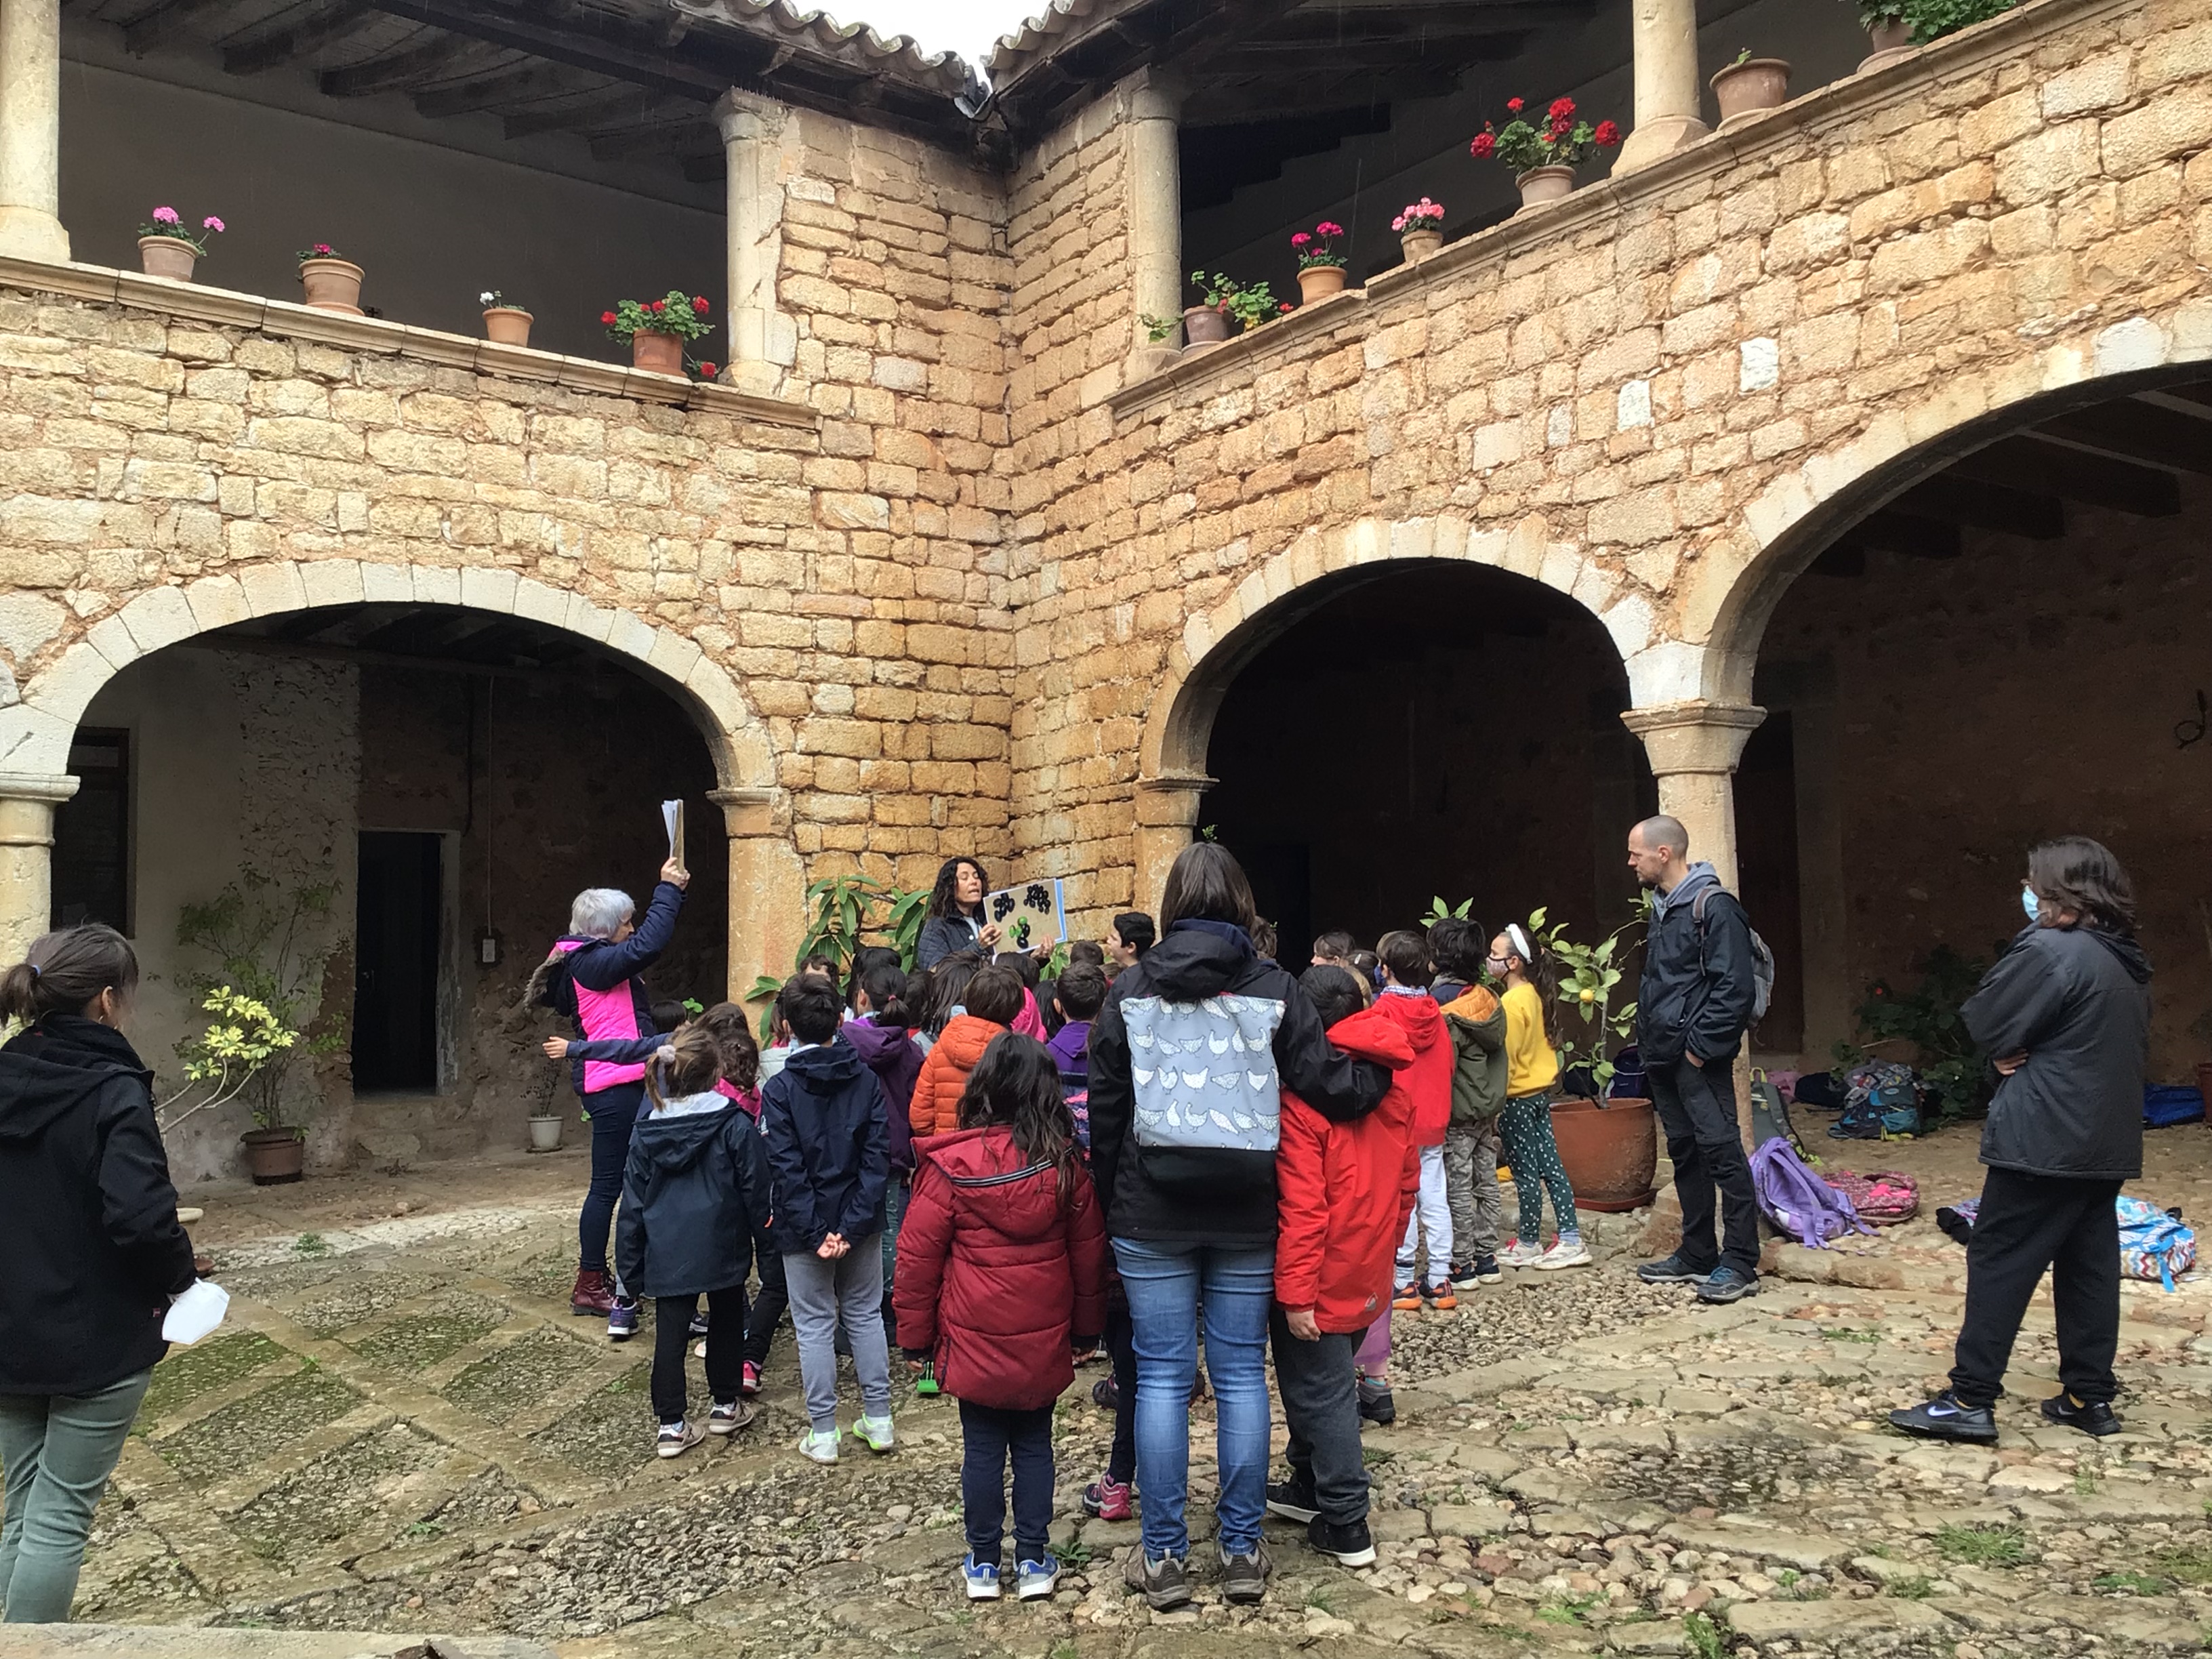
660, 799, 686, 874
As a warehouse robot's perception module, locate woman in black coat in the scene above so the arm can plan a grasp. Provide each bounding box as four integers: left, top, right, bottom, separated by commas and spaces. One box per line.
915, 856, 1002, 969
0, 924, 197, 1622
1891, 837, 2151, 1446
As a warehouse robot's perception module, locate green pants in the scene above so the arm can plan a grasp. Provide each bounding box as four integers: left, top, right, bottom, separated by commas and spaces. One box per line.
1497, 1091, 1580, 1245
0, 1370, 150, 1623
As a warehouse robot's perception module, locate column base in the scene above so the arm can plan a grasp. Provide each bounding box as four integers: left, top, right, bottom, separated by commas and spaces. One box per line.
0, 205, 66, 264
1612, 114, 1712, 175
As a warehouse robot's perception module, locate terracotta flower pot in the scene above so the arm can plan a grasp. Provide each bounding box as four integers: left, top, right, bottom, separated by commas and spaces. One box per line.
631, 331, 684, 375
528, 1114, 563, 1153
1860, 18, 1914, 73
1515, 165, 1578, 213
1549, 1094, 1658, 1212
138, 236, 198, 282
299, 258, 364, 314
1296, 264, 1347, 304
1399, 227, 1443, 264
483, 307, 533, 347
1711, 57, 1793, 127
1182, 304, 1231, 346
241, 1126, 306, 1185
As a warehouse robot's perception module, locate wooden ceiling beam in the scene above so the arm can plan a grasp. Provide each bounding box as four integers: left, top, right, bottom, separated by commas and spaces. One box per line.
411, 62, 597, 117
224, 0, 375, 75
2034, 400, 2212, 476
1948, 434, 2182, 516
1893, 474, 2064, 539
363, 0, 729, 100
320, 32, 482, 95
501, 86, 657, 138
123, 0, 241, 56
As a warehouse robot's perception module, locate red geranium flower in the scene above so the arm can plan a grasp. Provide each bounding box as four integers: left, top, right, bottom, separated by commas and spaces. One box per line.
691, 295, 710, 314
1316, 220, 1344, 237
697, 362, 718, 377
1471, 129, 1496, 159
1594, 120, 1622, 147
1291, 232, 1311, 248
649, 298, 666, 312
1549, 96, 1575, 121
600, 310, 618, 325
1506, 97, 1523, 113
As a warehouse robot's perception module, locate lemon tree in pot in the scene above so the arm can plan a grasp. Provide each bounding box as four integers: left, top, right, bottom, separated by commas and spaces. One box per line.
137, 205, 224, 282
1527, 897, 1658, 1211
603, 289, 713, 376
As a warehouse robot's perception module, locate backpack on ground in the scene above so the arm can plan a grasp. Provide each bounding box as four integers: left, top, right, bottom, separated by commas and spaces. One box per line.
1822, 1168, 1919, 1225
2142, 1084, 2206, 1128
1829, 1061, 1921, 1139
2116, 1196, 2197, 1291
1750, 1136, 1874, 1249
1691, 886, 1776, 1027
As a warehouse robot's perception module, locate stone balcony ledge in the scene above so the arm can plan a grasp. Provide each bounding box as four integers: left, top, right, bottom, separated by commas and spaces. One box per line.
1107, 0, 2127, 422
0, 253, 820, 430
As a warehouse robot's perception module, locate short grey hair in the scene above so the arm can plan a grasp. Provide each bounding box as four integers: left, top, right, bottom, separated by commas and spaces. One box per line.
569, 888, 635, 939
1634, 814, 1689, 857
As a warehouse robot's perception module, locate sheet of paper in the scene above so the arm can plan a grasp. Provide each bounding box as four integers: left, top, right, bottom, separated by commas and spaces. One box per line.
660, 799, 684, 868
983, 878, 1069, 954
163, 1279, 229, 1345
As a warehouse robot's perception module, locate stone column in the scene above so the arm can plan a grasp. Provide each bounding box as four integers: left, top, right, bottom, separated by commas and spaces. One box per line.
0, 772, 77, 967
0, 0, 68, 264
712, 90, 797, 398
1132, 773, 1211, 918
1121, 69, 1185, 380
1614, 0, 1711, 174
710, 786, 804, 1000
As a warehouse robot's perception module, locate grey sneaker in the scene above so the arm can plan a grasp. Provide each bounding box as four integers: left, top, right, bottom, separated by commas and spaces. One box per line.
1123, 1547, 1190, 1611
1219, 1540, 1271, 1605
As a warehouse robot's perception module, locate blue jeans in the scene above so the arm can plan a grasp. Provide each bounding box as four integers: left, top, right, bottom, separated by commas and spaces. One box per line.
0, 1370, 150, 1622
578, 1084, 642, 1273
1111, 1237, 1274, 1559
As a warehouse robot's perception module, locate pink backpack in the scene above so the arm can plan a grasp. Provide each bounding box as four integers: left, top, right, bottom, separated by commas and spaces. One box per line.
1824, 1169, 1919, 1225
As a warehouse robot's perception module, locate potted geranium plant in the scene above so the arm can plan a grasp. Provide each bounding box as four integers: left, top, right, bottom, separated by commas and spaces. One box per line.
1711, 48, 1793, 125
297, 242, 363, 314
1290, 220, 1348, 303
137, 206, 224, 282
1850, 0, 1912, 64
1172, 270, 1279, 345
602, 289, 712, 375
1470, 96, 1623, 211
479, 289, 533, 348
1392, 197, 1445, 263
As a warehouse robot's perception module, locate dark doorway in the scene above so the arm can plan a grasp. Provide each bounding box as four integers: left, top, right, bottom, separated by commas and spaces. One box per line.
354, 831, 442, 1092
52, 729, 131, 932
1735, 714, 1805, 1054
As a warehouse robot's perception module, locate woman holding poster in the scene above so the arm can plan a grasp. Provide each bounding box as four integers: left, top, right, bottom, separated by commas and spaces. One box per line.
917, 857, 1001, 969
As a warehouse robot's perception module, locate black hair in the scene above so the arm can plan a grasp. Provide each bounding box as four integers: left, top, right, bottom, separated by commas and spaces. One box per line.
859, 960, 918, 1027
1252, 918, 1279, 960
2027, 836, 2138, 934
1496, 924, 1561, 1046
646, 1024, 726, 1107
1300, 963, 1364, 1031
1159, 842, 1258, 935
694, 1001, 760, 1092
649, 998, 690, 1033
956, 1033, 1083, 1204
1053, 960, 1107, 1021
1428, 916, 1488, 980
779, 974, 842, 1045
1311, 929, 1357, 962
926, 856, 988, 924
847, 945, 900, 1009
1069, 940, 1106, 966
1375, 928, 1429, 987
1111, 912, 1155, 956
964, 962, 1026, 1026
0, 925, 138, 1025
994, 949, 1042, 990
920, 951, 983, 1034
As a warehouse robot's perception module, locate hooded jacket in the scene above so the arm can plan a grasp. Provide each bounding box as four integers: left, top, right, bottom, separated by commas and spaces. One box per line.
840, 1015, 923, 1174
1636, 862, 1757, 1067
908, 1013, 1004, 1137
894, 1126, 1109, 1410
1439, 985, 1509, 1124
1275, 1006, 1418, 1333
1368, 987, 1452, 1147
541, 880, 684, 1097
0, 1016, 198, 1395
760, 1039, 890, 1251
1964, 922, 2152, 1181
615, 1091, 775, 1298
1087, 920, 1393, 1246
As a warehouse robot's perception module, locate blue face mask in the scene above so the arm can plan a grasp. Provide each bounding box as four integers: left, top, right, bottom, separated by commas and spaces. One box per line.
2022, 886, 2042, 924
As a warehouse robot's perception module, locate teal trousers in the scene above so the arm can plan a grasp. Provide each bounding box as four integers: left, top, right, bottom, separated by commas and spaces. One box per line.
0, 1370, 150, 1622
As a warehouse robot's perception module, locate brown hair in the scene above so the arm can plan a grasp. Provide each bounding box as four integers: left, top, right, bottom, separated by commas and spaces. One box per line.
2026, 836, 2137, 933
1376, 929, 1429, 987
694, 1001, 760, 1092
0, 925, 138, 1026
956, 1033, 1083, 1204
964, 963, 1025, 1027
646, 1024, 726, 1109
1160, 842, 1258, 936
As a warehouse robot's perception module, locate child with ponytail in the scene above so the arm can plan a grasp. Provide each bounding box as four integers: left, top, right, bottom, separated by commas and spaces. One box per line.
1487, 924, 1589, 1271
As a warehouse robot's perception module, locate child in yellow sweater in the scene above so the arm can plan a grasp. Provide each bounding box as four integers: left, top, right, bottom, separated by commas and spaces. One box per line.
1488, 924, 1589, 1271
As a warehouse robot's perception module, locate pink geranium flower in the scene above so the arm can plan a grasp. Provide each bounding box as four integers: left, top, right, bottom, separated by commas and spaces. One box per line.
203, 216, 225, 232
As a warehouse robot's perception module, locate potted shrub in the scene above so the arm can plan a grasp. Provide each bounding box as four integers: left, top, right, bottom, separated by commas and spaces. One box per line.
1528, 899, 1659, 1210
1711, 49, 1793, 125
1470, 96, 1623, 211
1168, 271, 1281, 346
1853, 0, 1911, 62
297, 243, 364, 314
602, 289, 713, 375
479, 289, 533, 348
136, 205, 224, 282
1392, 197, 1446, 263
1290, 220, 1348, 303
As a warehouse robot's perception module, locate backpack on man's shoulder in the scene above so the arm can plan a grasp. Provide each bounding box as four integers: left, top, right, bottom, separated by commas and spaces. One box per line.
1691, 886, 1777, 1026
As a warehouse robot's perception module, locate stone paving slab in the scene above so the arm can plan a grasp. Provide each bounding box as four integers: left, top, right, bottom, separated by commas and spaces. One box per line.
0, 1631, 555, 1658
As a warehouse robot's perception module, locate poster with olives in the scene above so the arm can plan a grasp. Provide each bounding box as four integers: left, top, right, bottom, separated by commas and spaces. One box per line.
983, 878, 1068, 954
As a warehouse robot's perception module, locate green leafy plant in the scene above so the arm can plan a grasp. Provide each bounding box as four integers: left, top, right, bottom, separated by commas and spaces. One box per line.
1729, 47, 1753, 66
600, 289, 714, 344
2156, 1544, 2212, 1587
1187, 270, 1284, 331
1831, 944, 1992, 1122
158, 986, 302, 1135
1850, 0, 1908, 24
1935, 1522, 2027, 1567
743, 873, 931, 1038
140, 205, 224, 255
1470, 96, 1623, 172
295, 1232, 327, 1257
1049, 1538, 1093, 1568
1139, 312, 1181, 342
1887, 1574, 1936, 1599
1902, 0, 2016, 42
2093, 1570, 2171, 1597
1683, 1610, 1725, 1659
1523, 895, 1652, 1093
1421, 895, 1474, 928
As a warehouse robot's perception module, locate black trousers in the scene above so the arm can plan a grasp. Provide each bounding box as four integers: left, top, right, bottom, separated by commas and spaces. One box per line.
1105, 1301, 1137, 1485
959, 1399, 1054, 1564
1647, 1057, 1760, 1277
1269, 1307, 1369, 1525
743, 1250, 787, 1367
1950, 1166, 2123, 1408
653, 1285, 747, 1423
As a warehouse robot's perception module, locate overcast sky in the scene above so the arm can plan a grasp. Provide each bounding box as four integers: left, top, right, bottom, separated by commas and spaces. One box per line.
831, 0, 1044, 73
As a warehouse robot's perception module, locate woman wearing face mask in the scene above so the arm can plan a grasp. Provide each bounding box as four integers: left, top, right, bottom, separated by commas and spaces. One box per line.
917, 858, 1004, 970
0, 924, 199, 1623
1891, 837, 2150, 1446
1488, 924, 1589, 1271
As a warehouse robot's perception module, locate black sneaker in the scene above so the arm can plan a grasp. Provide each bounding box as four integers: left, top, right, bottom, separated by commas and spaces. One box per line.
2041, 1393, 2123, 1437
1695, 1265, 1759, 1303
1092, 1374, 1118, 1411
1637, 1252, 1713, 1284
1356, 1378, 1395, 1427
1123, 1547, 1190, 1610
1889, 1388, 1999, 1443
1307, 1514, 1376, 1568
1218, 1540, 1271, 1605
1265, 1479, 1319, 1523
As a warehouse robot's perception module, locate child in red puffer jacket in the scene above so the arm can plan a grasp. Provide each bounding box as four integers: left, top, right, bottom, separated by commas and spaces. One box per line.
895, 1032, 1107, 1605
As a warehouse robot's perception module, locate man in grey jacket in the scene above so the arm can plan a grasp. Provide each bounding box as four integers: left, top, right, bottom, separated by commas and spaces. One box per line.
1891, 836, 2150, 1445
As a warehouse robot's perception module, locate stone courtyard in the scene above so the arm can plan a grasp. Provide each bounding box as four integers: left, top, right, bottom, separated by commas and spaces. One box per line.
63, 1133, 2212, 1659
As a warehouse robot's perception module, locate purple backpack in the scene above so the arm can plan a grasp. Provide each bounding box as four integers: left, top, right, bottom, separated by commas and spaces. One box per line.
1750, 1136, 1873, 1249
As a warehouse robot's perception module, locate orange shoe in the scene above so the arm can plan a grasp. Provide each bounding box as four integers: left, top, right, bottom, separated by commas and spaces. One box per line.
1420, 1282, 1458, 1311
1390, 1283, 1421, 1311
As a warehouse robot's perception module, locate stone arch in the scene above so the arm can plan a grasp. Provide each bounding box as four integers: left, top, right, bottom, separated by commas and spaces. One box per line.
1, 559, 774, 792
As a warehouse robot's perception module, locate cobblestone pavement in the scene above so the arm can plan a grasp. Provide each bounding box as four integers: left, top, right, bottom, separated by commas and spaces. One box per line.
83, 1153, 2212, 1659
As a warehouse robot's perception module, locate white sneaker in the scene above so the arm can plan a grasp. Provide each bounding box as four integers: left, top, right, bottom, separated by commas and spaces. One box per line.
854, 1413, 895, 1454
796, 1427, 840, 1464
1497, 1240, 1545, 1269
707, 1399, 756, 1435
655, 1420, 705, 1459
1534, 1238, 1593, 1271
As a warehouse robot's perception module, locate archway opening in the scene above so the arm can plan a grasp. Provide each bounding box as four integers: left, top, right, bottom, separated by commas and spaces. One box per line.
51, 600, 730, 1181
1202, 561, 1656, 971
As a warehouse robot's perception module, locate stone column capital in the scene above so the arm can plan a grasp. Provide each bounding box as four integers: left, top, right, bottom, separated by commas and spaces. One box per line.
1120, 66, 1187, 123
708, 785, 785, 838
0, 771, 77, 806
1133, 772, 1214, 827
713, 88, 790, 144
1619, 701, 1765, 775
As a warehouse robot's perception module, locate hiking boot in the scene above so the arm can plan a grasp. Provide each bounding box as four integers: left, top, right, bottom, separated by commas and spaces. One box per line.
1421, 1281, 1459, 1310
1016, 1556, 1060, 1601
1124, 1547, 1190, 1611
1497, 1240, 1545, 1269
1889, 1389, 1999, 1444
569, 1268, 615, 1317
1307, 1514, 1376, 1568
1695, 1265, 1759, 1303
854, 1414, 895, 1454
1390, 1282, 1421, 1311
2042, 1393, 2123, 1437
1450, 1256, 1502, 1289
1356, 1376, 1395, 1427
607, 1296, 640, 1342
960, 1553, 1002, 1601
1637, 1252, 1713, 1284
1218, 1540, 1271, 1605
739, 1361, 761, 1397
655, 1419, 705, 1459
1264, 1477, 1319, 1523
707, 1399, 756, 1435
1534, 1239, 1593, 1271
